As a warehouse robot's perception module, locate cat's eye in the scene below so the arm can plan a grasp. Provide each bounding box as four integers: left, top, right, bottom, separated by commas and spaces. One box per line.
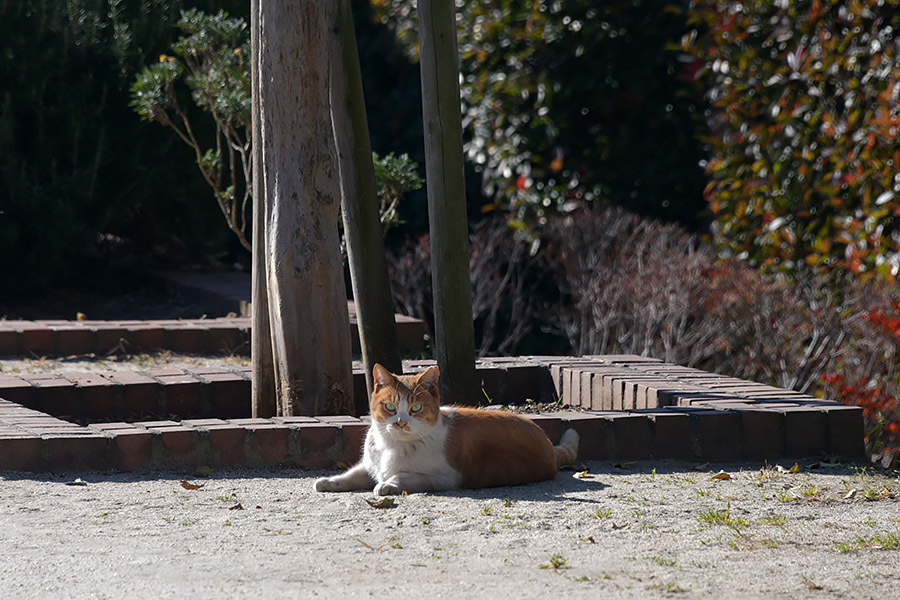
409, 403, 423, 414
383, 402, 396, 413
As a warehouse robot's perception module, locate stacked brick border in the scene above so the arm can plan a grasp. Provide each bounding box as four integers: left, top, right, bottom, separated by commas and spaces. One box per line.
0, 355, 865, 473
0, 313, 425, 358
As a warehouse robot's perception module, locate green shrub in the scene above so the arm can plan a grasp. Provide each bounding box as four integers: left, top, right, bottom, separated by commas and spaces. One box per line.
0, 1, 244, 294
370, 0, 707, 226
685, 0, 900, 279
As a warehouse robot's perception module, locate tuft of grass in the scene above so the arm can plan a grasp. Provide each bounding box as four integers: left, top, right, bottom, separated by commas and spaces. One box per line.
539, 553, 569, 570
646, 582, 689, 594
760, 513, 789, 526
696, 504, 748, 529
644, 554, 677, 567
592, 507, 612, 519
837, 530, 900, 553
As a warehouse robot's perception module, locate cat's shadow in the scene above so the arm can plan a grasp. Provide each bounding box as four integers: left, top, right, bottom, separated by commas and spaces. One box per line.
437, 474, 608, 504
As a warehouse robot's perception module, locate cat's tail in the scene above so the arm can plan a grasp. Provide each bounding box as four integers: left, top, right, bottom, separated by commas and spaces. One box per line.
554, 429, 579, 469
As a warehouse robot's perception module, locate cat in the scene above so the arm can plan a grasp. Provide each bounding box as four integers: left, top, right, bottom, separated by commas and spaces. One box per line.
313, 363, 580, 496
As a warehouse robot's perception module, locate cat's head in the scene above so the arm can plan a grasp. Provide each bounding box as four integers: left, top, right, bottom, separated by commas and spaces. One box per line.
370, 364, 441, 441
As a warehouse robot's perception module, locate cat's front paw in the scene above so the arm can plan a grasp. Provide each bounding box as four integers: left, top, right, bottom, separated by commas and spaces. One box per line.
314, 477, 339, 492
374, 480, 403, 496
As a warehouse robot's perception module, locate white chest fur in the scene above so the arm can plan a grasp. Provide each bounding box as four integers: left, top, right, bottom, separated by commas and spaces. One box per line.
362, 409, 461, 489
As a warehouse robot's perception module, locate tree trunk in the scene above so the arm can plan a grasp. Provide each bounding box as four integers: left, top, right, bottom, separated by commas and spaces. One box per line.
252, 2, 354, 416
250, 0, 275, 418
331, 0, 403, 398
416, 0, 479, 404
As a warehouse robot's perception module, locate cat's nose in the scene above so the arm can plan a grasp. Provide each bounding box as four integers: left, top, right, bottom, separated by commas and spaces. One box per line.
394, 420, 408, 430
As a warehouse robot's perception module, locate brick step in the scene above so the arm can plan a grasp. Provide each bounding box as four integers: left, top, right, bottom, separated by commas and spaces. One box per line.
0, 309, 426, 358
0, 356, 865, 472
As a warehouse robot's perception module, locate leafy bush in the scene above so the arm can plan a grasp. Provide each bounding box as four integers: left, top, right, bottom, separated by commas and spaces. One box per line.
370, 0, 707, 226
132, 9, 253, 250
132, 9, 423, 254
0, 0, 252, 294
685, 0, 900, 278
822, 295, 900, 466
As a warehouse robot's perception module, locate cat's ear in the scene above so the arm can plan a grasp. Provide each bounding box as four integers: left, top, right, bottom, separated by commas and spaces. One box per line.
416, 365, 439, 393
373, 363, 396, 389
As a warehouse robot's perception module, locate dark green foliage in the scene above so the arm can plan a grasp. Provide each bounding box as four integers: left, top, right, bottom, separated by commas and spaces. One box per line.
0, 1, 244, 295
131, 8, 252, 250
370, 0, 707, 226
686, 0, 900, 279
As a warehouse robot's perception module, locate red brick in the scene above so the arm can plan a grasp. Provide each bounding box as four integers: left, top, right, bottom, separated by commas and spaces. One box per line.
202, 373, 250, 419
31, 378, 79, 417
559, 412, 615, 460
0, 327, 19, 355
205, 425, 246, 467
778, 405, 827, 458
90, 325, 130, 354
503, 363, 543, 404
44, 434, 110, 471
822, 404, 865, 459
127, 326, 165, 351
527, 413, 564, 442
157, 374, 202, 419
607, 413, 653, 460
246, 424, 290, 466
117, 379, 161, 420
0, 437, 43, 471
156, 426, 200, 454
166, 325, 207, 354
296, 423, 340, 469
647, 411, 694, 460
109, 428, 153, 470
0, 376, 35, 405
692, 410, 742, 461
338, 422, 368, 465
54, 325, 93, 355
739, 408, 785, 460
206, 324, 248, 353
65, 373, 118, 420
19, 323, 54, 354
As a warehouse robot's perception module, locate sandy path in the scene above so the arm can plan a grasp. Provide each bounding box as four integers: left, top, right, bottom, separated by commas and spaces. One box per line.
1, 460, 899, 599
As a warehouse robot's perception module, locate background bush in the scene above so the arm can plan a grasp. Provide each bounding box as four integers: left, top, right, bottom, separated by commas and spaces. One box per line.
686, 0, 900, 278
0, 0, 256, 296
370, 0, 708, 226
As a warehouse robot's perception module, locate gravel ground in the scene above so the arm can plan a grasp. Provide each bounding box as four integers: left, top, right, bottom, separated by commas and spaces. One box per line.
2, 460, 899, 599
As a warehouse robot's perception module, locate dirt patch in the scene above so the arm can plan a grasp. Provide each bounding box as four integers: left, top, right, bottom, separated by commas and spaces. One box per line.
2, 460, 898, 598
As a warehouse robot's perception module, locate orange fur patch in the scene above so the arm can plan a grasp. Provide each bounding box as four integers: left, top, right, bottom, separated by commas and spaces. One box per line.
444, 407, 557, 489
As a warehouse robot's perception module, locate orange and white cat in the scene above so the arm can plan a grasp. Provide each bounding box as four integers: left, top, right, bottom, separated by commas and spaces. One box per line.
314, 364, 579, 496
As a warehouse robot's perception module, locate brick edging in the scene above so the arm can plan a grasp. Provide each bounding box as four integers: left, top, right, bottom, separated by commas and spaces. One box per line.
0, 355, 865, 472
0, 313, 425, 357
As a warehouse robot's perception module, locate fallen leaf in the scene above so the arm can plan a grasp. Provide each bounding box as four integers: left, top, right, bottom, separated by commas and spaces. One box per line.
692, 462, 710, 471
574, 469, 590, 479
180, 480, 203, 490
843, 489, 858, 500
334, 461, 349, 471
613, 462, 634, 470
66, 478, 88, 487
229, 503, 244, 510
365, 497, 397, 509
711, 470, 734, 481
76, 312, 87, 321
